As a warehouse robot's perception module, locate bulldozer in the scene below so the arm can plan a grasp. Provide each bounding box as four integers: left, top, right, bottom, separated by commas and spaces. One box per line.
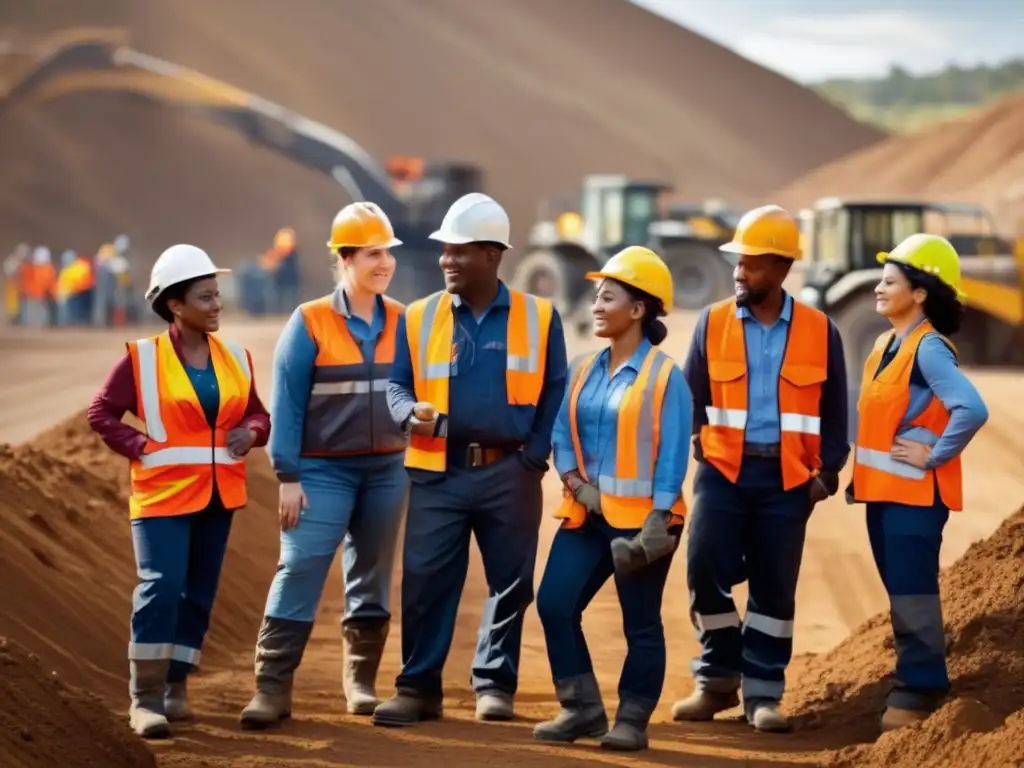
797, 196, 1024, 377
0, 27, 484, 306
509, 174, 737, 334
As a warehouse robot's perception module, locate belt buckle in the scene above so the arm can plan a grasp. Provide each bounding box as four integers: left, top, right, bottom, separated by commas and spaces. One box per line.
468, 442, 484, 469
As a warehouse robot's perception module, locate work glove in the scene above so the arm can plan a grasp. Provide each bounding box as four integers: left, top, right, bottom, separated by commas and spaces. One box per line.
610, 509, 680, 576
808, 470, 840, 508
573, 482, 603, 518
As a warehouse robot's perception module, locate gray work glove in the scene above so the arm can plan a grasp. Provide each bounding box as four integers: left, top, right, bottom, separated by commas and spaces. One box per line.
610, 509, 679, 576
573, 482, 603, 518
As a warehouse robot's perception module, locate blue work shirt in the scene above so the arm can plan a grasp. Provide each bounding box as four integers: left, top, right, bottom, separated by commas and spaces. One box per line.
387, 281, 568, 470
738, 292, 793, 444
184, 359, 220, 427
268, 289, 402, 482
552, 341, 692, 511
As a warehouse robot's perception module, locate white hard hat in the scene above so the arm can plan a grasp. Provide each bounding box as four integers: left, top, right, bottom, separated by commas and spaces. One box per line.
429, 193, 512, 249
146, 244, 229, 301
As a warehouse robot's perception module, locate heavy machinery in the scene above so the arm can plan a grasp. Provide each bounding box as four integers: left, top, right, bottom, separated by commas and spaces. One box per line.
0, 27, 484, 305
510, 174, 737, 333
798, 196, 1024, 376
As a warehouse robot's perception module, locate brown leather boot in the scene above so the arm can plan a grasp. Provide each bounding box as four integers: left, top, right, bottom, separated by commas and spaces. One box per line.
601, 699, 653, 751
240, 617, 313, 730
371, 689, 443, 727
533, 673, 609, 742
342, 622, 389, 716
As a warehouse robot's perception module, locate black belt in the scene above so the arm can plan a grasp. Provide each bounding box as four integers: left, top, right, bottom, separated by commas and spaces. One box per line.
743, 442, 781, 458
447, 442, 521, 470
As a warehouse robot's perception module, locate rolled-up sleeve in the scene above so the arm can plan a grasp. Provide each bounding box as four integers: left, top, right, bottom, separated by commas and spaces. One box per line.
917, 335, 989, 468
653, 366, 693, 510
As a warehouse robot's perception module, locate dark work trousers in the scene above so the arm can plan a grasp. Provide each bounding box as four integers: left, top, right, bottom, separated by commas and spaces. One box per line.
866, 498, 951, 711
396, 454, 544, 699
129, 498, 235, 683
536, 516, 677, 712
686, 457, 811, 707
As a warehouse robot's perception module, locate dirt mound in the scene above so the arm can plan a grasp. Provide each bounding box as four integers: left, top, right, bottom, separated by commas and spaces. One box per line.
788, 506, 1024, 765
774, 94, 1024, 231
0, 0, 881, 275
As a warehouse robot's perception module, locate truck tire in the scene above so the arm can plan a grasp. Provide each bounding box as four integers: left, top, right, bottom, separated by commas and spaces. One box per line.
509, 245, 601, 319
662, 242, 732, 310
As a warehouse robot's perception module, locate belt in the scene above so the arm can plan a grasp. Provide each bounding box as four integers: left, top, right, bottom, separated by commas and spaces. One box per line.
447, 442, 521, 470
743, 442, 781, 458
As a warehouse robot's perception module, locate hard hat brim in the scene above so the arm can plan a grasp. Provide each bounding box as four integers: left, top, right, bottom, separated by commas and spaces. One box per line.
877, 250, 967, 299
429, 229, 512, 249
327, 237, 403, 250
719, 241, 800, 260
584, 270, 670, 316
146, 267, 231, 302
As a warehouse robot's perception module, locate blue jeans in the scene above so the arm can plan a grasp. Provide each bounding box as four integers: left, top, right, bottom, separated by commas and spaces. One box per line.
129, 499, 235, 682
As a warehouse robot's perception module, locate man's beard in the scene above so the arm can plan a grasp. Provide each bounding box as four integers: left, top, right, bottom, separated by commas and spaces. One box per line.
735, 283, 768, 308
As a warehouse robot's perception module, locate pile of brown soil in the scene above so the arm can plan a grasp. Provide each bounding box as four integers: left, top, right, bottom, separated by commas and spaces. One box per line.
0, 636, 156, 768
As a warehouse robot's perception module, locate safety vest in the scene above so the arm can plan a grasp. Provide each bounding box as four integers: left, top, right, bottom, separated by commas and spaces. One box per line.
555, 347, 687, 529
852, 322, 963, 510
298, 293, 408, 456
404, 288, 553, 472
57, 258, 95, 300
701, 298, 828, 491
127, 331, 252, 519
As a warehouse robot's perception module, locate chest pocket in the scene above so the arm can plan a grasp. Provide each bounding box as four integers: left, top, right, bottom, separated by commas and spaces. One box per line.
779, 363, 827, 388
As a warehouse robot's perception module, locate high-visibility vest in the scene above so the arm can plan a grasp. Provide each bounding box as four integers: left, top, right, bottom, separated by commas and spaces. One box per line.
852, 321, 963, 510
56, 258, 95, 300
127, 331, 253, 519
555, 347, 687, 529
21, 262, 57, 300
404, 288, 553, 472
701, 298, 828, 491
298, 294, 408, 456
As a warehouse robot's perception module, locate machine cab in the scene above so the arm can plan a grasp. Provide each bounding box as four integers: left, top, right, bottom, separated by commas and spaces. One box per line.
577, 174, 670, 256
386, 156, 485, 230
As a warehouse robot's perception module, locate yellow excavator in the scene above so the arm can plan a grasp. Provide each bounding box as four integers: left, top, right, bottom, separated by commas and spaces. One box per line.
0, 27, 485, 306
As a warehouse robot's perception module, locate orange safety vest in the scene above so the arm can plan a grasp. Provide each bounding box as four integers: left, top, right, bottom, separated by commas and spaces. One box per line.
701, 298, 829, 491
21, 262, 57, 300
299, 293, 408, 456
555, 347, 687, 529
404, 288, 553, 472
127, 331, 253, 519
852, 322, 963, 510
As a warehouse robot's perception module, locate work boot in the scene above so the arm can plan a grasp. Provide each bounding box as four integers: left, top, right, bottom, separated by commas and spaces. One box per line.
164, 680, 192, 722
476, 690, 514, 722
610, 510, 678, 577
128, 658, 172, 739
671, 688, 739, 721
748, 701, 791, 733
240, 616, 313, 731
342, 621, 389, 716
881, 706, 928, 733
371, 689, 443, 727
601, 699, 653, 752
533, 673, 609, 742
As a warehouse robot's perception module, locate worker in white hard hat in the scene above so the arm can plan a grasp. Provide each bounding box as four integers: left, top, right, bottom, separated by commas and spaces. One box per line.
674, 206, 849, 733
374, 193, 568, 727
87, 244, 271, 739
241, 203, 410, 730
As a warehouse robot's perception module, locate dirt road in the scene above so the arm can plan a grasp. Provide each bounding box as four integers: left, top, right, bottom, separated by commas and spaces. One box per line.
1, 310, 1020, 767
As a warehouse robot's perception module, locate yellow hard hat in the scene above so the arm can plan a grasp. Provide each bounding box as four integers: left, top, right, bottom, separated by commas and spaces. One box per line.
877, 233, 966, 300
719, 204, 802, 260
585, 246, 673, 315
327, 202, 402, 250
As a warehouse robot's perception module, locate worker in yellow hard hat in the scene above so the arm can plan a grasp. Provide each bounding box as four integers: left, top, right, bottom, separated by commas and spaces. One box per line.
241, 202, 409, 729
267, 227, 301, 313
533, 246, 691, 752
849, 233, 987, 733
673, 205, 849, 733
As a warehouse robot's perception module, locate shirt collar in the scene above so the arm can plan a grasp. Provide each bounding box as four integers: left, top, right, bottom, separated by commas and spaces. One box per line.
736, 291, 793, 324
600, 338, 653, 374
332, 286, 382, 321
451, 281, 510, 311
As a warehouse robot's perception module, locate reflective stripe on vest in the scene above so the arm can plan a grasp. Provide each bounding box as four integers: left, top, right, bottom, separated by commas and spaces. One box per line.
852, 322, 963, 510
554, 347, 687, 530
700, 298, 828, 491
299, 294, 407, 456
404, 288, 553, 472
128, 331, 252, 519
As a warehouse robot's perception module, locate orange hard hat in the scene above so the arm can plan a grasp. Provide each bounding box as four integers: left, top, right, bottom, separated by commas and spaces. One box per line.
326, 202, 402, 250
274, 227, 296, 250
719, 205, 802, 261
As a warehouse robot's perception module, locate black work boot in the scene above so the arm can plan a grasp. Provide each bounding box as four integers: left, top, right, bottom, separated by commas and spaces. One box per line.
371, 688, 443, 727
240, 617, 314, 730
601, 699, 653, 751
129, 658, 172, 739
342, 621, 389, 716
533, 673, 609, 742
164, 679, 192, 722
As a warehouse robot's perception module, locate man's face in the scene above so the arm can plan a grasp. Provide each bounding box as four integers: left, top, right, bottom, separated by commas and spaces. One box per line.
733, 253, 790, 307
438, 242, 499, 294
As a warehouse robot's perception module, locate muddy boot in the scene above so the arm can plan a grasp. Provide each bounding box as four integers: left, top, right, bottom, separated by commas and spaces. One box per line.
342, 621, 389, 716
371, 689, 443, 727
240, 616, 313, 731
601, 700, 653, 752
610, 510, 678, 577
748, 701, 791, 733
129, 659, 172, 739
533, 673, 609, 742
881, 706, 928, 733
164, 680, 192, 722
671, 688, 739, 721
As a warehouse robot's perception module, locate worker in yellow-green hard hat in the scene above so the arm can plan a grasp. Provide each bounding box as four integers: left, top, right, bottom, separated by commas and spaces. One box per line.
851, 232, 987, 734
532, 245, 692, 752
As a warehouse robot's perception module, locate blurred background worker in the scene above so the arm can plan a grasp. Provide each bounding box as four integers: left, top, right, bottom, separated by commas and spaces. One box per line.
3, 243, 30, 325
534, 247, 690, 753
86, 244, 270, 739
241, 204, 409, 730
849, 234, 988, 733
675, 205, 849, 733
270, 227, 301, 314
376, 193, 568, 727
56, 248, 96, 326
20, 245, 57, 326
92, 242, 118, 326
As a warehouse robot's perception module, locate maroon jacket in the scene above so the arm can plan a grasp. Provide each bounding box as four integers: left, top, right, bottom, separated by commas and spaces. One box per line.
87, 325, 271, 460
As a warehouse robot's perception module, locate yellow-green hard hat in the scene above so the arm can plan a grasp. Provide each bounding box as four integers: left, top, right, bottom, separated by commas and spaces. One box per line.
877, 233, 966, 300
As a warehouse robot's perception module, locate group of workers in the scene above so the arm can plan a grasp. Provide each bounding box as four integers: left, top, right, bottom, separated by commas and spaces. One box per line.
86, 191, 988, 753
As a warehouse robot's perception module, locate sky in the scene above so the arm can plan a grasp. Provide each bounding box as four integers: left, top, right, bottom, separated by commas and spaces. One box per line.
629, 0, 1024, 83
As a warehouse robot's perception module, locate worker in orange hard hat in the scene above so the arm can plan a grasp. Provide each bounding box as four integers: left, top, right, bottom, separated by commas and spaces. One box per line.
672, 205, 849, 732
241, 202, 409, 729
267, 227, 302, 313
